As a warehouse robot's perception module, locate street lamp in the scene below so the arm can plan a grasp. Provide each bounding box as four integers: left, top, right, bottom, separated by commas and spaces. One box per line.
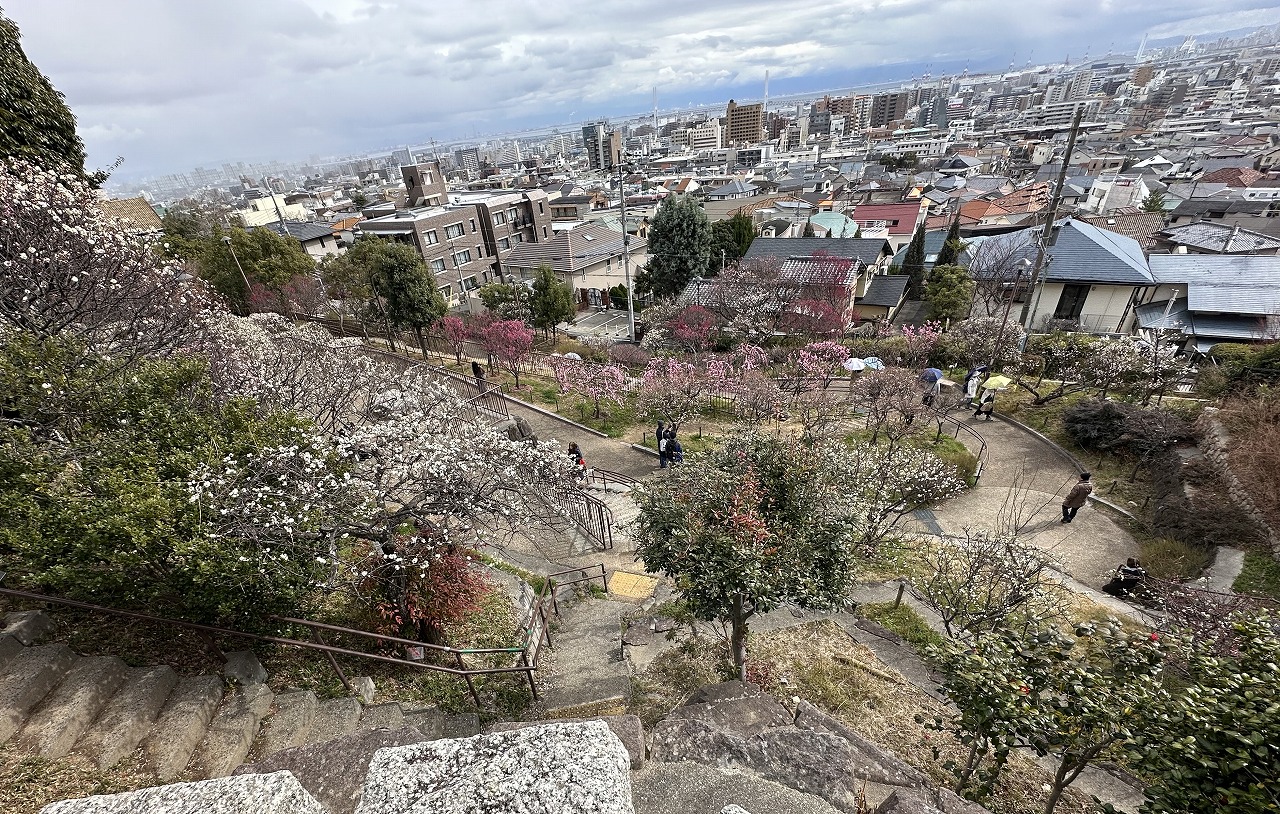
616, 155, 636, 343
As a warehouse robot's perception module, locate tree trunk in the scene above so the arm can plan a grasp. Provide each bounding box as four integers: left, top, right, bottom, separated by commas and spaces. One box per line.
731, 594, 749, 682
414, 326, 428, 360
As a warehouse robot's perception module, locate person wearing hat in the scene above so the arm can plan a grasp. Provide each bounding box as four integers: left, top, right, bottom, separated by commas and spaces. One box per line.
1061, 472, 1093, 523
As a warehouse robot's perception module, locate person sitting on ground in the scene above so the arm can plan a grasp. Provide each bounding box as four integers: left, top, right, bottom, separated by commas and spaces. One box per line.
1103, 557, 1148, 597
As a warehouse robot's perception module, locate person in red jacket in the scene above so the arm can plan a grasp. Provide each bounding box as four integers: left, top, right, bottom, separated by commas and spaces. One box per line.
1061, 472, 1093, 523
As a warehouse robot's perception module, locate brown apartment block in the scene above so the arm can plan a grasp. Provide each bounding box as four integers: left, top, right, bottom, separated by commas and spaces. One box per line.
725, 99, 764, 145
357, 161, 552, 302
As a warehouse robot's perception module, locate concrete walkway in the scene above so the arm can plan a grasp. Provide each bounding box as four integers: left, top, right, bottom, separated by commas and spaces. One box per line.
936, 411, 1142, 584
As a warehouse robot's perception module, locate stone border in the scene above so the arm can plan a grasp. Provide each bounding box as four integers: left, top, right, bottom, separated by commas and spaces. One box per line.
499, 392, 611, 438
992, 412, 1139, 522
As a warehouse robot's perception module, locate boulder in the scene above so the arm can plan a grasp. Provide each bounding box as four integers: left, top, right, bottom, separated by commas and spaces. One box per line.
356, 720, 632, 814
235, 727, 427, 814
222, 651, 267, 687
488, 715, 646, 768
40, 771, 323, 814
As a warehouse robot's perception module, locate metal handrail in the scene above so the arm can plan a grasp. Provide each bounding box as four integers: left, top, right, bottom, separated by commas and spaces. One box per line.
0, 584, 535, 707
584, 467, 639, 490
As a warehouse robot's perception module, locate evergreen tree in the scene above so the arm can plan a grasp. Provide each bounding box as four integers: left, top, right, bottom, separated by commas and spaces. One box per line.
0, 11, 96, 182
1141, 190, 1166, 213
934, 217, 965, 268
803, 219, 816, 237
530, 264, 576, 338
194, 226, 316, 315
364, 239, 446, 357
901, 224, 928, 299
925, 264, 974, 322
637, 195, 711, 299
708, 213, 756, 274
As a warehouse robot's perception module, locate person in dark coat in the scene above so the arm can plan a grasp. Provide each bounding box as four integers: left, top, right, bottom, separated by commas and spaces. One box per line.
972, 390, 995, 420
471, 360, 486, 391
658, 429, 670, 469
567, 442, 586, 482
668, 435, 684, 465
1061, 472, 1093, 523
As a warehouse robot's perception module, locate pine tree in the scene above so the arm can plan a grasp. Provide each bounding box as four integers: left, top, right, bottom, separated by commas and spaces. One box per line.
901, 224, 928, 299
365, 240, 446, 357
636, 195, 711, 299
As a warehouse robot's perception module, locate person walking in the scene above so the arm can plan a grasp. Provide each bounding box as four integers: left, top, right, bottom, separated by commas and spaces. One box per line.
567, 442, 586, 482
471, 360, 486, 392
972, 390, 995, 420
1061, 472, 1093, 523
668, 434, 684, 465
657, 430, 669, 469
963, 367, 986, 403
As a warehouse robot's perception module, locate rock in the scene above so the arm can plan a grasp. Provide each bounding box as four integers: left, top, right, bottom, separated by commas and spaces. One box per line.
622, 623, 654, 646
222, 651, 267, 686
874, 789, 946, 814
721, 807, 753, 814
667, 685, 793, 738
348, 676, 376, 704
934, 789, 993, 814
793, 701, 929, 787
39, 771, 324, 814
683, 681, 762, 706
356, 720, 633, 814
235, 727, 428, 814
648, 718, 753, 767
488, 715, 646, 768
3, 610, 52, 646
651, 616, 677, 633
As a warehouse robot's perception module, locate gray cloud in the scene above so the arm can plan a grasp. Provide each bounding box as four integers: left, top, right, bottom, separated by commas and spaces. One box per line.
5, 0, 1278, 182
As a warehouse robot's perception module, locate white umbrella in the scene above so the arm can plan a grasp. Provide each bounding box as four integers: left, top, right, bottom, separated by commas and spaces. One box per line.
861, 357, 886, 371
842, 357, 867, 372
563, 352, 582, 361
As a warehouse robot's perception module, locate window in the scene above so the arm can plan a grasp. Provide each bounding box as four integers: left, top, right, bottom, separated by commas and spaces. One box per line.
538, 201, 544, 214
469, 218, 477, 232
429, 259, 446, 273
507, 207, 518, 223
1053, 284, 1090, 321
463, 276, 479, 291
498, 237, 511, 250
515, 233, 524, 242
453, 249, 472, 265
439, 284, 451, 299
493, 211, 506, 225
543, 226, 548, 238
423, 229, 439, 245
444, 223, 464, 239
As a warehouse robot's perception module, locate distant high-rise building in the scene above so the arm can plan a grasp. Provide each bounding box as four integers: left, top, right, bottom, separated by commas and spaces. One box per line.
454, 147, 481, 177
725, 99, 764, 144
582, 122, 622, 171
392, 148, 412, 167
869, 92, 911, 127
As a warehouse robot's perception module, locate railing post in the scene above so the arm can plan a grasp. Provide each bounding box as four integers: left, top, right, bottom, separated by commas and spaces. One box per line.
893, 581, 905, 609
314, 630, 352, 692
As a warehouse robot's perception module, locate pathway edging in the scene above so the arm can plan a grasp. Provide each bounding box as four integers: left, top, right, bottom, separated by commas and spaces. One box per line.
499, 392, 611, 438
992, 412, 1139, 521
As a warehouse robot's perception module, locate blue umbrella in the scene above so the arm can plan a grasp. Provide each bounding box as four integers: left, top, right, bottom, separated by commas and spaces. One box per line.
921, 368, 944, 382
861, 357, 885, 370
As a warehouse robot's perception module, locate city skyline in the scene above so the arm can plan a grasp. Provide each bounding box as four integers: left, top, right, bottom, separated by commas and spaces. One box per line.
8, 0, 1280, 183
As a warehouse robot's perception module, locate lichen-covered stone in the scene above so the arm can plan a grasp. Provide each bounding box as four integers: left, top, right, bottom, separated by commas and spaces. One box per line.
356, 720, 632, 814
39, 771, 323, 814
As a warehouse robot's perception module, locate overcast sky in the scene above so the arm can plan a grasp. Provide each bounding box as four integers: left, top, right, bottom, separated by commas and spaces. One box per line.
7, 0, 1280, 183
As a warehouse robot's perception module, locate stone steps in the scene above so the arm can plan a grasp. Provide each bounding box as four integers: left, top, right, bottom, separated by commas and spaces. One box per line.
0, 610, 468, 789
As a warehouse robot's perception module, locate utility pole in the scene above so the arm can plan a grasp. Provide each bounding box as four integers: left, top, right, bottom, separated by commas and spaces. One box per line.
618, 156, 636, 343
1019, 104, 1084, 328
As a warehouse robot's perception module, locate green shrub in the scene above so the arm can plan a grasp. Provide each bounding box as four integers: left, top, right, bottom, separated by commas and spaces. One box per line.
1207, 342, 1259, 376
859, 602, 946, 652
914, 434, 978, 485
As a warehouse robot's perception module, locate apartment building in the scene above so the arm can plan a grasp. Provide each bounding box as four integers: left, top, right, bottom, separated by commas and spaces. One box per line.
725, 99, 764, 144
582, 122, 622, 171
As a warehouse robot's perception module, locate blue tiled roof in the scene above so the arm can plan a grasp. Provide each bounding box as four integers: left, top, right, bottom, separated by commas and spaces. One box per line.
1036, 219, 1153, 286
858, 274, 910, 308
744, 237, 892, 267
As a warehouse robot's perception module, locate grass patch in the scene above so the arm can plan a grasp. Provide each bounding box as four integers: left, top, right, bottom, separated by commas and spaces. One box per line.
911, 433, 979, 486
628, 636, 729, 728
1138, 537, 1215, 581
0, 747, 159, 814
1233, 549, 1280, 600
859, 602, 947, 652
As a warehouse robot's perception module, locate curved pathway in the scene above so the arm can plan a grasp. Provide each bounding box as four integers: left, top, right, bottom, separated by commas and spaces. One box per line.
936, 413, 1142, 584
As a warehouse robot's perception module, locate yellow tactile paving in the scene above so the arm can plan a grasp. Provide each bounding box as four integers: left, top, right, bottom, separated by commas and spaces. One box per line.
608, 570, 659, 600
